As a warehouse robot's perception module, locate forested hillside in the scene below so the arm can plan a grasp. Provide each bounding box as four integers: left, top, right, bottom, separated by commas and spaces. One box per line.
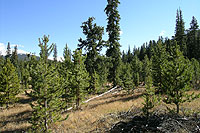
1, 0, 200, 132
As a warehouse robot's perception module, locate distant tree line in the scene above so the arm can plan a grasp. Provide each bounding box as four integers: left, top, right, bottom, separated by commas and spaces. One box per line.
0, 1, 200, 132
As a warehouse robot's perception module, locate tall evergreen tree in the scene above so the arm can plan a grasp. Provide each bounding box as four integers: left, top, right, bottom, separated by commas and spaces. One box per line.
61, 44, 72, 107
38, 35, 54, 63
191, 58, 200, 89
11, 45, 20, 78
96, 55, 109, 88
0, 53, 4, 69
142, 55, 152, 85
146, 40, 154, 59
20, 60, 30, 91
127, 46, 133, 63
0, 59, 20, 108
5, 42, 11, 59
142, 75, 158, 118
175, 9, 186, 56
152, 40, 167, 90
63, 43, 72, 67
11, 45, 18, 67
131, 55, 142, 88
28, 36, 64, 132
69, 49, 89, 109
120, 62, 134, 92
78, 17, 104, 93
139, 43, 146, 60
186, 16, 199, 59
105, 0, 122, 86
53, 44, 58, 62
161, 44, 196, 114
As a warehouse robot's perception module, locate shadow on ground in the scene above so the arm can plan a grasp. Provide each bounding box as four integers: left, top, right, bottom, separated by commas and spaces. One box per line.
88, 93, 143, 109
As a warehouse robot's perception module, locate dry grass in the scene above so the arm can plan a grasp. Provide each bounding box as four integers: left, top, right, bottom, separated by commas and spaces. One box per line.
57, 90, 144, 132
0, 87, 200, 132
0, 93, 32, 132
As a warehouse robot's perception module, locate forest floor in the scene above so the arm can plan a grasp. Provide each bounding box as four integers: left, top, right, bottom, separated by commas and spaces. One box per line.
0, 87, 200, 132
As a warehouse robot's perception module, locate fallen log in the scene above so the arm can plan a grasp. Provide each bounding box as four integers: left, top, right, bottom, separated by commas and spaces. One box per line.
66, 86, 119, 111
83, 86, 118, 103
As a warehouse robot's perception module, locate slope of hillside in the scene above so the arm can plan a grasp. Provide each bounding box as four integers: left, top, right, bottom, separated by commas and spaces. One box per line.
0, 87, 200, 132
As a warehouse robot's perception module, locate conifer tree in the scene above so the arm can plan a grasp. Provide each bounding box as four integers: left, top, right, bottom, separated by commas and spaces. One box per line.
122, 50, 126, 63
131, 55, 142, 88
127, 46, 133, 63
191, 58, 200, 89
186, 16, 199, 59
5, 42, 11, 59
11, 45, 20, 78
28, 35, 64, 132
146, 40, 154, 59
69, 49, 89, 109
78, 17, 104, 93
61, 44, 72, 107
20, 61, 29, 90
105, 0, 122, 86
197, 30, 200, 60
152, 40, 167, 91
142, 55, 152, 85
0, 59, 20, 108
175, 9, 186, 56
161, 43, 197, 114
139, 43, 147, 60
96, 55, 109, 88
11, 45, 18, 67
142, 75, 158, 118
63, 43, 72, 67
0, 54, 4, 69
120, 63, 134, 92
53, 44, 58, 62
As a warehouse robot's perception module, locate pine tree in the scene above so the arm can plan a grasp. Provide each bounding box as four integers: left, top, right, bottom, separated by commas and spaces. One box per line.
139, 43, 146, 60
63, 43, 72, 67
131, 55, 142, 88
127, 46, 133, 63
11, 45, 20, 78
161, 43, 197, 114
53, 44, 58, 62
0, 59, 20, 108
186, 16, 199, 59
96, 55, 109, 88
38, 35, 54, 63
175, 9, 186, 56
142, 55, 152, 85
142, 75, 158, 118
69, 49, 89, 109
146, 40, 154, 59
0, 54, 4, 69
28, 36, 64, 132
78, 17, 104, 93
5, 42, 11, 59
11, 45, 18, 67
152, 40, 167, 91
191, 58, 200, 89
120, 63, 134, 92
61, 44, 72, 107
19, 60, 30, 91
105, 0, 122, 86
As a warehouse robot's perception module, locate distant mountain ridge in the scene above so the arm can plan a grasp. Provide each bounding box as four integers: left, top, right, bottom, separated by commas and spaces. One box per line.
1, 53, 40, 61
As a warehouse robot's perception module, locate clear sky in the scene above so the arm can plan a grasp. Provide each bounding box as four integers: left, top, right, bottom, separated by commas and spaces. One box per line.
0, 0, 200, 59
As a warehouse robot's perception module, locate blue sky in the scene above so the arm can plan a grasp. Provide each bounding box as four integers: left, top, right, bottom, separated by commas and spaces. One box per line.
0, 0, 200, 59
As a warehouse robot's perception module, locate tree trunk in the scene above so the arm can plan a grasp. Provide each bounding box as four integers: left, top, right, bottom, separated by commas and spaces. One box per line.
176, 103, 179, 114
44, 99, 48, 132
76, 87, 80, 110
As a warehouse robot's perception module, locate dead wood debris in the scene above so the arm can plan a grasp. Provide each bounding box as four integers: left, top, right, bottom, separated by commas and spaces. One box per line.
92, 109, 200, 133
